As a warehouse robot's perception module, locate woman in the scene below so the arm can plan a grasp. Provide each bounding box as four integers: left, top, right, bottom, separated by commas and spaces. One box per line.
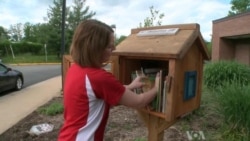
58, 19, 159, 141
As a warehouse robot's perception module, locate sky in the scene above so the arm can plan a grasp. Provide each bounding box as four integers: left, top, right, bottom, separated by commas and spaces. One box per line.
0, 0, 232, 41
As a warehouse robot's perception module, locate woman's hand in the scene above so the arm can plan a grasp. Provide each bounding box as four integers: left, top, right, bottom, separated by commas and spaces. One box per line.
126, 75, 145, 90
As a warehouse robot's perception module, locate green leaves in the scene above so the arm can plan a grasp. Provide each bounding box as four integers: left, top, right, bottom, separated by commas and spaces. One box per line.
228, 0, 250, 16
138, 6, 165, 28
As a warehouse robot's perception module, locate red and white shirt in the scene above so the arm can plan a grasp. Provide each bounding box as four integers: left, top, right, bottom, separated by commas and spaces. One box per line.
58, 64, 125, 141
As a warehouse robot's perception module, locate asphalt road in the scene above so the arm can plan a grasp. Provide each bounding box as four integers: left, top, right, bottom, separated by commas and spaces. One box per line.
10, 64, 61, 88
1, 63, 111, 96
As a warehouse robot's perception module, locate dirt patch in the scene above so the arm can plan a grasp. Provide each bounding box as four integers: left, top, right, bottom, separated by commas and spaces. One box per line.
0, 96, 190, 141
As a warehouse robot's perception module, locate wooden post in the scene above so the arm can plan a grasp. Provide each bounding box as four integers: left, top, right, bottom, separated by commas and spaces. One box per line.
148, 115, 164, 141
62, 55, 74, 93
137, 110, 177, 141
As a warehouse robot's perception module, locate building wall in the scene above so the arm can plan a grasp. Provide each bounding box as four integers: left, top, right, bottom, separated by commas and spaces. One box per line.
235, 41, 250, 65
212, 12, 250, 65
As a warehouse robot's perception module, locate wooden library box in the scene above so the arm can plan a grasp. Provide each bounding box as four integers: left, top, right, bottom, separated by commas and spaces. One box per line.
111, 23, 210, 122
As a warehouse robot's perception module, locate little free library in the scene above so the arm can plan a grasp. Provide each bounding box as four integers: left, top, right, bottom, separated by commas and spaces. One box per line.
110, 23, 210, 140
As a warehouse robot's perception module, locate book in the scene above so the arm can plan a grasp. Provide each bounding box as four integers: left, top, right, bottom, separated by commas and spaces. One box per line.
162, 80, 167, 113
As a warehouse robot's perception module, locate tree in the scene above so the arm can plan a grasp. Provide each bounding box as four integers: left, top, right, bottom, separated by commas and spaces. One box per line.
1, 0, 96, 55
67, 0, 95, 52
228, 0, 250, 16
0, 26, 9, 41
46, 0, 68, 54
46, 0, 95, 54
23, 22, 35, 42
68, 0, 95, 31
139, 6, 165, 28
32, 23, 51, 44
22, 22, 51, 45
116, 35, 126, 46
8, 23, 23, 41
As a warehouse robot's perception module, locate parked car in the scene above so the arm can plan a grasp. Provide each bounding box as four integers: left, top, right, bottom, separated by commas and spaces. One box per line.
0, 62, 24, 93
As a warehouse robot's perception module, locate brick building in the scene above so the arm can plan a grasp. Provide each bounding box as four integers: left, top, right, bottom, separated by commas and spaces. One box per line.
212, 11, 250, 65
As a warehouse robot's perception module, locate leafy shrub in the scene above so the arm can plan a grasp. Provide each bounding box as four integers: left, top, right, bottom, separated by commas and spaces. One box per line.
38, 102, 64, 116
203, 61, 250, 89
0, 41, 43, 56
217, 83, 250, 137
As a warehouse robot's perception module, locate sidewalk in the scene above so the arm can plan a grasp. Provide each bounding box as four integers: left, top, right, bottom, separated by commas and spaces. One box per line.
0, 76, 62, 135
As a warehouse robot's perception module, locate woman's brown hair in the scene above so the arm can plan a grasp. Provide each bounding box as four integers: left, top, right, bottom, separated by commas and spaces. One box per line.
70, 19, 114, 68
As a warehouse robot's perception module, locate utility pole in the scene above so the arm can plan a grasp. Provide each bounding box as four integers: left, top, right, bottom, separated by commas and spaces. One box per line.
110, 24, 116, 45
44, 44, 47, 62
61, 0, 66, 92
110, 24, 116, 36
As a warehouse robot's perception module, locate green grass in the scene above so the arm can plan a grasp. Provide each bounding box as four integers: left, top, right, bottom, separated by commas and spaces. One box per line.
37, 101, 64, 116
200, 61, 250, 140
177, 85, 223, 140
178, 83, 250, 141
203, 61, 250, 89
216, 83, 250, 140
134, 138, 146, 141
1, 53, 61, 64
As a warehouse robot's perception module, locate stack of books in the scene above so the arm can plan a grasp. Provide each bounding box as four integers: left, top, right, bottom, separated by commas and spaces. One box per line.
131, 68, 172, 113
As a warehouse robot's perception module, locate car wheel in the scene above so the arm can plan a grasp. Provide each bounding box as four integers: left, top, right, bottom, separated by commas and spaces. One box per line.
15, 77, 23, 90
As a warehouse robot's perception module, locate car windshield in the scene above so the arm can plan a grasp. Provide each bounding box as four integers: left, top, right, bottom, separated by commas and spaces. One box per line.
0, 64, 8, 72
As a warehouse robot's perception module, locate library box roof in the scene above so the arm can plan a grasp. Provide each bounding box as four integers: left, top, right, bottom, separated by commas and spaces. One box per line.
112, 23, 210, 60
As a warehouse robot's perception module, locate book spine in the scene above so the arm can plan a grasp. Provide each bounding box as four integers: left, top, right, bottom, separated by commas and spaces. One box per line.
157, 70, 162, 112
162, 80, 167, 113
